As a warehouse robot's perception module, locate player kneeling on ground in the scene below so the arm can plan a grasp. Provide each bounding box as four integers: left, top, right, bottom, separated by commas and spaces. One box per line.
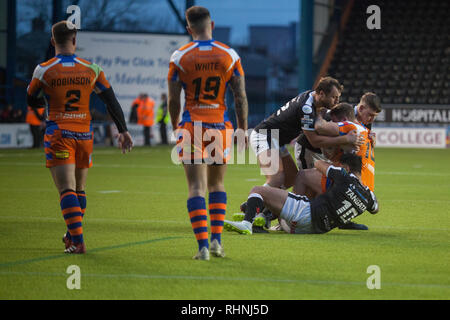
224, 153, 378, 235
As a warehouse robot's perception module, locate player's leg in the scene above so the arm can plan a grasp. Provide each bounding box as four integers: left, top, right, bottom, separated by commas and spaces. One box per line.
249, 129, 284, 187
184, 163, 210, 259
50, 164, 85, 253
293, 168, 324, 199
143, 126, 150, 146
207, 164, 227, 257
75, 168, 88, 218
225, 186, 289, 234
280, 150, 298, 189
256, 149, 285, 187
72, 130, 93, 227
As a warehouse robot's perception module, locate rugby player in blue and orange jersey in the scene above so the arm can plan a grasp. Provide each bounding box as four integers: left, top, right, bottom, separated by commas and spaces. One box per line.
27, 21, 133, 254
168, 6, 248, 260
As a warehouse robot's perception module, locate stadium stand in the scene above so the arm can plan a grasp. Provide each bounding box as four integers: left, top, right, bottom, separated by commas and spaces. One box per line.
327, 0, 450, 105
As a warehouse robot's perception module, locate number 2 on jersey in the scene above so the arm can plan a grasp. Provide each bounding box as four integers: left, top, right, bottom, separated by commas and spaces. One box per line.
192, 76, 221, 101
65, 90, 81, 112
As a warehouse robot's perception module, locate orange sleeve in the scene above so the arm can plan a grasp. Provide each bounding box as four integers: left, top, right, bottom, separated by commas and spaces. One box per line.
94, 70, 111, 92
168, 61, 180, 83
337, 122, 356, 135
233, 58, 245, 77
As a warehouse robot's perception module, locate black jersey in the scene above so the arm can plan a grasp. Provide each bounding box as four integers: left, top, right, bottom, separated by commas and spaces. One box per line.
310, 166, 378, 233
254, 90, 317, 146
296, 134, 322, 153
296, 108, 331, 153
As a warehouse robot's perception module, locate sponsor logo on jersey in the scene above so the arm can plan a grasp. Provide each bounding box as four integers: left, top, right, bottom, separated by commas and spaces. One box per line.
193, 104, 219, 109
54, 113, 88, 120
301, 117, 314, 127
302, 105, 313, 114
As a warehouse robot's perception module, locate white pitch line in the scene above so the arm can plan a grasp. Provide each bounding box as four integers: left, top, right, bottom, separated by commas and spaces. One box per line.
0, 270, 448, 290
97, 190, 122, 194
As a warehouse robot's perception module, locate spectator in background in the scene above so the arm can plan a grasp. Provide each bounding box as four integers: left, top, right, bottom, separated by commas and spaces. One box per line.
156, 93, 169, 145
137, 93, 155, 146
0, 104, 13, 122
26, 106, 45, 148
11, 108, 25, 123
129, 94, 143, 123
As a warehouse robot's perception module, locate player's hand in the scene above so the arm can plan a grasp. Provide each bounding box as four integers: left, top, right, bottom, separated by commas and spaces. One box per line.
369, 132, 376, 147
116, 131, 133, 154
346, 130, 364, 151
235, 128, 248, 152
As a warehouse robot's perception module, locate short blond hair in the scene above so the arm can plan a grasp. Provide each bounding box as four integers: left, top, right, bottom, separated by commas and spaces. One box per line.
52, 20, 77, 45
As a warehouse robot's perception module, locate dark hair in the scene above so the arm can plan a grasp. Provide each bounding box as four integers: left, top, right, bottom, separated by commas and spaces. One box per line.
315, 76, 343, 95
185, 6, 211, 30
360, 92, 381, 113
340, 153, 362, 174
52, 20, 77, 45
330, 103, 356, 122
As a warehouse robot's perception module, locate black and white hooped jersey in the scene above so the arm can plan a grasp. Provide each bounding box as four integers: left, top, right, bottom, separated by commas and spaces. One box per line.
310, 165, 379, 233
254, 90, 317, 146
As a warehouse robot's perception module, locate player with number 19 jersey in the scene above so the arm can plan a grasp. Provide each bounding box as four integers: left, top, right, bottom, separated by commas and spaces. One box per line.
168, 40, 244, 123
168, 40, 244, 163
27, 54, 112, 168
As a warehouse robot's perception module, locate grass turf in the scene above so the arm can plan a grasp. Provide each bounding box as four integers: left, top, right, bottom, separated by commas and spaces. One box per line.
0, 146, 449, 299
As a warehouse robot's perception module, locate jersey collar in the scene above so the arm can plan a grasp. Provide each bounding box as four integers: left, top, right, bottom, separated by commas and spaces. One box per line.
193, 39, 215, 45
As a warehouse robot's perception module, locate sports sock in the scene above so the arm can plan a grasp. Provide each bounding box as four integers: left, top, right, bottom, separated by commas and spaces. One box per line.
208, 191, 226, 244
76, 190, 86, 218
187, 196, 209, 250
60, 189, 84, 244
65, 191, 86, 240
244, 193, 264, 223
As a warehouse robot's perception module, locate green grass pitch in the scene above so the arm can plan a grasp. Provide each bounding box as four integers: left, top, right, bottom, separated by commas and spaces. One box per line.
0, 146, 449, 300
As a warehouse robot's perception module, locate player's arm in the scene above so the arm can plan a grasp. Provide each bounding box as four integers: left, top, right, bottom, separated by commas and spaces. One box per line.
167, 80, 182, 131
96, 88, 127, 133
302, 110, 361, 149
229, 74, 249, 149
27, 94, 46, 109
315, 161, 347, 186
31, 107, 45, 121
321, 146, 340, 161
314, 160, 332, 176
314, 113, 340, 136
369, 130, 376, 147
368, 190, 379, 214
26, 66, 46, 109
94, 69, 133, 153
96, 87, 133, 153
303, 129, 361, 149
229, 74, 248, 131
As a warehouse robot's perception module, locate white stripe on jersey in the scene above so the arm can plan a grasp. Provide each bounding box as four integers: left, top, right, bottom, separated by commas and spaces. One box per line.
32, 58, 61, 87
211, 41, 240, 72
169, 42, 199, 73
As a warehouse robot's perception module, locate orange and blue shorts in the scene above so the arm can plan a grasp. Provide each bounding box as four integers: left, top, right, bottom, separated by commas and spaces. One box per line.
176, 121, 233, 165
44, 122, 93, 169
